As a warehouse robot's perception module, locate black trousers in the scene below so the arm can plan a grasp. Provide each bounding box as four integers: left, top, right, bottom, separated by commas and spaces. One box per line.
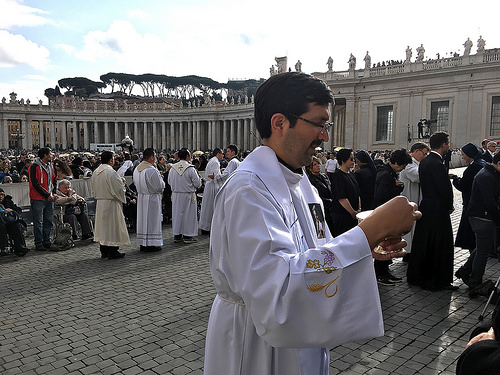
0, 222, 26, 251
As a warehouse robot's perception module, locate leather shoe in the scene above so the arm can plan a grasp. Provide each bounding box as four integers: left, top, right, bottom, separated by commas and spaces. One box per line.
14, 247, 29, 257
445, 284, 459, 291
107, 252, 125, 259
455, 268, 470, 285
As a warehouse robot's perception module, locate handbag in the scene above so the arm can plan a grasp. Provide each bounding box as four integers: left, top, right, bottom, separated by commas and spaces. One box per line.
0, 210, 20, 225
65, 201, 87, 215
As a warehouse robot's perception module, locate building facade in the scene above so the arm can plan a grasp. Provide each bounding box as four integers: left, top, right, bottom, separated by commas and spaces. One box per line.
2, 47, 500, 152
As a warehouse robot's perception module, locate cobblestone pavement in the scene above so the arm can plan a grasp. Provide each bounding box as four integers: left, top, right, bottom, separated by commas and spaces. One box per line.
1, 167, 499, 374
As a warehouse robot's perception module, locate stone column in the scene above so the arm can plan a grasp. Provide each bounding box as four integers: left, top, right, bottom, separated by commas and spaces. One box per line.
25, 118, 33, 149
212, 120, 218, 148
187, 121, 193, 150
37, 120, 43, 149
104, 122, 110, 143
243, 118, 249, 151
152, 121, 158, 150
237, 119, 243, 149
159, 122, 164, 151
133, 122, 138, 149
223, 120, 228, 149
170, 122, 175, 150
2, 118, 9, 149
114, 122, 120, 144
177, 121, 186, 148
229, 119, 235, 144
61, 121, 68, 149
144, 122, 150, 149
50, 121, 56, 148
73, 121, 80, 150
83, 122, 90, 150
197, 121, 202, 150
124, 122, 129, 138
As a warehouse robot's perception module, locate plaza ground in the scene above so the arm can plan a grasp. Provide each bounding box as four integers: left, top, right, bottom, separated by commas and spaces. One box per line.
1, 167, 499, 374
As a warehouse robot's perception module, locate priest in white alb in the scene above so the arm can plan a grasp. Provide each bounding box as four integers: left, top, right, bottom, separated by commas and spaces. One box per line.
133, 148, 165, 252
199, 148, 223, 233
167, 149, 202, 244
204, 72, 421, 375
214, 144, 241, 188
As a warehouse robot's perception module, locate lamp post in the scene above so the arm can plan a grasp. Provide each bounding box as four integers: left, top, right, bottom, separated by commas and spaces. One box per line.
10, 128, 26, 151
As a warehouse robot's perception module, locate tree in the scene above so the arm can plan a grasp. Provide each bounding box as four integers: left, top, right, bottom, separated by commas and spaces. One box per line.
58, 77, 106, 98
44, 86, 61, 98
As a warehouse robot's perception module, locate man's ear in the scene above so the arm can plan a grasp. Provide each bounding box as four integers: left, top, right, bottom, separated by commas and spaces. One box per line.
270, 113, 287, 135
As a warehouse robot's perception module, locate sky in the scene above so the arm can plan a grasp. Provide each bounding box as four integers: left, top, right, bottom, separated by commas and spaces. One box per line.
1, 0, 499, 104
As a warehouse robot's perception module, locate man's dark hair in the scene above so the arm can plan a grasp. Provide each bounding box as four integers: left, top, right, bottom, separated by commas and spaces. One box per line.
178, 148, 190, 160
409, 142, 429, 153
38, 147, 51, 159
254, 72, 334, 139
429, 131, 449, 150
227, 144, 238, 155
336, 148, 353, 166
390, 148, 412, 165
101, 151, 114, 164
72, 157, 83, 166
212, 148, 222, 157
143, 148, 155, 160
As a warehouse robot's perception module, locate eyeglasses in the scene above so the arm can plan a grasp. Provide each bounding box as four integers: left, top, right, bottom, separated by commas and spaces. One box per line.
286, 113, 333, 134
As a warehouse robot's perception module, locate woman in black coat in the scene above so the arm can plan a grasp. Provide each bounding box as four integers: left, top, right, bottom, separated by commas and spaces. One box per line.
354, 150, 377, 211
451, 143, 486, 251
330, 148, 361, 237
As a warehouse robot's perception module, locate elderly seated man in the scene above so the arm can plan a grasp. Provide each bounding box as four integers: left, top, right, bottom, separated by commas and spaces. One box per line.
54, 180, 93, 241
0, 187, 29, 256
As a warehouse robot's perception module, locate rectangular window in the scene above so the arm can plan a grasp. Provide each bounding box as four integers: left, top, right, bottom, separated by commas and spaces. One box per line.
376, 105, 393, 142
430, 101, 449, 132
491, 96, 500, 136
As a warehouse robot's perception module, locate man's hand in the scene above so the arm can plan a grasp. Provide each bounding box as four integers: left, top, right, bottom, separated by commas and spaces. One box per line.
47, 194, 55, 202
466, 327, 496, 348
358, 196, 421, 250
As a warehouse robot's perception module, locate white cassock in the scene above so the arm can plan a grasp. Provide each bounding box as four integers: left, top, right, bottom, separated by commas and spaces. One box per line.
199, 156, 221, 231
167, 160, 202, 237
133, 161, 165, 247
214, 156, 240, 189
204, 146, 383, 375
399, 157, 421, 253
91, 164, 130, 247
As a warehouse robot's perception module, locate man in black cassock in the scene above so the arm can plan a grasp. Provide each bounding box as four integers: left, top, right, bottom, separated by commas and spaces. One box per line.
407, 132, 457, 291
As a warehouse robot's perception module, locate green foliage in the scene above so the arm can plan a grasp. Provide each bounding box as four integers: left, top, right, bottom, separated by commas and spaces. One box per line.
49, 73, 265, 101
44, 86, 62, 98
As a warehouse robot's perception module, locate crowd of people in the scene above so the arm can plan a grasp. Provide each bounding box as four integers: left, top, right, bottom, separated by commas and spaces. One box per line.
1, 72, 500, 374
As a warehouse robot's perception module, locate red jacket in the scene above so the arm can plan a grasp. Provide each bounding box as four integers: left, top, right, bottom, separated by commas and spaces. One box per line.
29, 161, 56, 201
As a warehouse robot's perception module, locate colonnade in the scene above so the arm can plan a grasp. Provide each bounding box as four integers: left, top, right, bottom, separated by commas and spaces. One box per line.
0, 106, 262, 152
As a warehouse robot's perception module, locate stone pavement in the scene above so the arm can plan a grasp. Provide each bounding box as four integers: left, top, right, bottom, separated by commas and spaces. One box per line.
1, 166, 499, 374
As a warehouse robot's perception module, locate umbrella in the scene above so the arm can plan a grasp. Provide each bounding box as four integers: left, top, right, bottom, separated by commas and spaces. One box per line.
193, 150, 204, 156
71, 152, 79, 155
315, 147, 322, 151
83, 152, 93, 156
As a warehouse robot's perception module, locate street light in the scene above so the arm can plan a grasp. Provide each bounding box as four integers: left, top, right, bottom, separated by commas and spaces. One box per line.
10, 128, 25, 150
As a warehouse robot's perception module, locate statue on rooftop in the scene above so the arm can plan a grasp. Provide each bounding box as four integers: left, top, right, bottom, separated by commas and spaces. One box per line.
295, 60, 302, 72
348, 53, 356, 70
327, 56, 333, 71
363, 51, 371, 69
463, 38, 473, 56
477, 35, 486, 53
405, 46, 412, 63
416, 44, 425, 62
